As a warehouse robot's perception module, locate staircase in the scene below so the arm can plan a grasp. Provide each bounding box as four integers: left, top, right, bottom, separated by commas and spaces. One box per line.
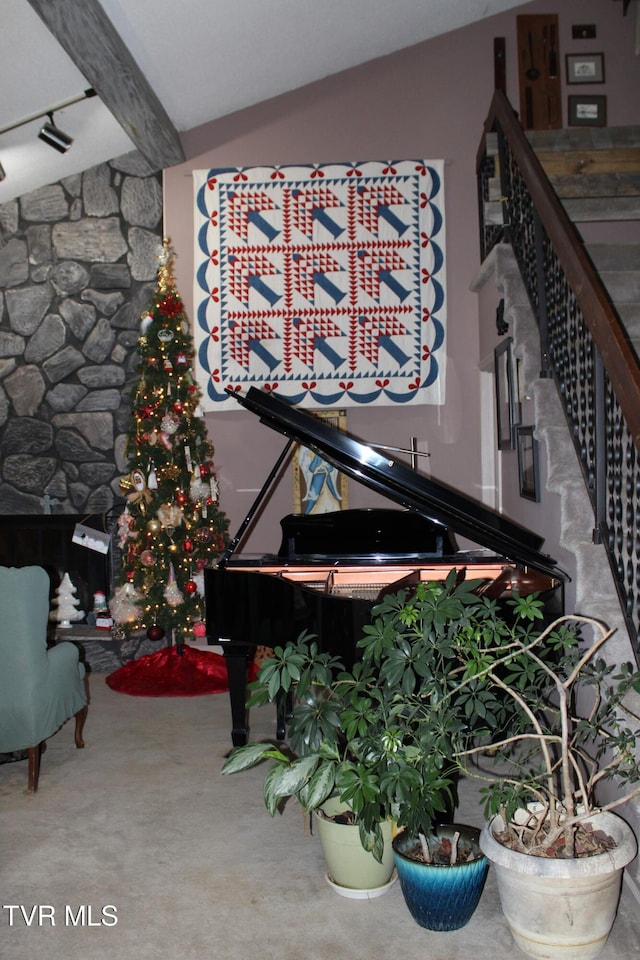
476, 122, 640, 894
481, 126, 640, 652
485, 126, 640, 226
490, 243, 637, 656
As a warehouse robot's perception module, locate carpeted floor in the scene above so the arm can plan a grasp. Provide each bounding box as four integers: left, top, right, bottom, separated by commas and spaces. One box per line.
1, 674, 639, 960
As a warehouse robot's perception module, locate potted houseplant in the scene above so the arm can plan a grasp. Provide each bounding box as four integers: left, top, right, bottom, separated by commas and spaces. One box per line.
220, 632, 403, 896
442, 611, 640, 959
221, 570, 541, 916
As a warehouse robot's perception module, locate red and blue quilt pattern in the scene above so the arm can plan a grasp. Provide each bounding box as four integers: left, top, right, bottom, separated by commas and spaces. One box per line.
193, 160, 446, 409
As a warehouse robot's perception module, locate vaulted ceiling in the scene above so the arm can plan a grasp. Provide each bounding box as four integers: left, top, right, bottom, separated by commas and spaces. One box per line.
1, 0, 531, 205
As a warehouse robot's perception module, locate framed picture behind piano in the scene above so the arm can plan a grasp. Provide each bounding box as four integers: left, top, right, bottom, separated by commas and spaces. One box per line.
517, 425, 540, 502
293, 409, 349, 514
494, 338, 520, 451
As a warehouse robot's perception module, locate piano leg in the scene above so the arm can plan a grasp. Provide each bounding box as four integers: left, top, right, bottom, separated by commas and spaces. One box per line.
224, 651, 251, 746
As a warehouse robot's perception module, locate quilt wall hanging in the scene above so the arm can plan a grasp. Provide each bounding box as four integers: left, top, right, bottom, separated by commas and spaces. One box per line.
193, 160, 446, 410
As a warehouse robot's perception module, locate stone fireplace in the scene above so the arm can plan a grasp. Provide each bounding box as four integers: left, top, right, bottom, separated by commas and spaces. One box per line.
0, 149, 163, 517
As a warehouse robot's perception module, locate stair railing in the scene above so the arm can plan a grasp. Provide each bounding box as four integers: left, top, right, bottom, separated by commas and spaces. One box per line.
477, 89, 640, 653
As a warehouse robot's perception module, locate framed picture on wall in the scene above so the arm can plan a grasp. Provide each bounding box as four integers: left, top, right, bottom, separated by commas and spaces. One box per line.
568, 94, 607, 127
517, 426, 540, 502
565, 52, 605, 84
293, 410, 349, 514
494, 338, 520, 450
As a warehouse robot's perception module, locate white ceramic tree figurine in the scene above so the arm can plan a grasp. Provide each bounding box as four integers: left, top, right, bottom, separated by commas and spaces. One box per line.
50, 572, 85, 628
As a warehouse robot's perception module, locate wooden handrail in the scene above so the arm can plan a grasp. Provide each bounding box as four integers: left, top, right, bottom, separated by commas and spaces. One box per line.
480, 90, 640, 454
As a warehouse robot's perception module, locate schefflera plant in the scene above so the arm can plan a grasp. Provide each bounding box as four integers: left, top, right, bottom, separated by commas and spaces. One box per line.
221, 570, 550, 862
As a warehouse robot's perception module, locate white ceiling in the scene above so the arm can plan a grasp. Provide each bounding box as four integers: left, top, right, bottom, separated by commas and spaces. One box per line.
0, 0, 527, 205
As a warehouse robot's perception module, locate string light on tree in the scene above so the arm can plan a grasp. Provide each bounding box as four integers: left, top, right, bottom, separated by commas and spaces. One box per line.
111, 239, 230, 650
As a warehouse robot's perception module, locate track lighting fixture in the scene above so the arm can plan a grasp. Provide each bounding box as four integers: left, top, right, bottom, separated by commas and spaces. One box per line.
0, 89, 96, 178
38, 113, 73, 153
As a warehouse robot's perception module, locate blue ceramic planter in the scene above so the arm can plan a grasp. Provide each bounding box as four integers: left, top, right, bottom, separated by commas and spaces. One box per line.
392, 824, 489, 931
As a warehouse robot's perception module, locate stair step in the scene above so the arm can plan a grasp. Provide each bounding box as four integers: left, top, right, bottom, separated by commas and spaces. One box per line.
486, 126, 640, 156
598, 271, 640, 303
561, 196, 640, 221
526, 126, 640, 151
587, 243, 640, 271
617, 304, 640, 339
484, 195, 640, 224
550, 172, 640, 198
485, 125, 640, 222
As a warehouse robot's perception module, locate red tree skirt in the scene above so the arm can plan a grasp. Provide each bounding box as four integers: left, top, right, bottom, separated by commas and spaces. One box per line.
106, 645, 257, 697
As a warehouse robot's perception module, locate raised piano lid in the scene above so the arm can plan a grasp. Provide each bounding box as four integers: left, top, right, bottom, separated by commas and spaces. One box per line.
225, 387, 566, 581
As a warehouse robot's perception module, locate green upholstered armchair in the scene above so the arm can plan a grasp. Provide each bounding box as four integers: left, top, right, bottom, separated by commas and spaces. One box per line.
0, 566, 88, 792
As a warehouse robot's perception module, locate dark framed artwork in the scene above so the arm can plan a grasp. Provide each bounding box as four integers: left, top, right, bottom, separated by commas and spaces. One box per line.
517, 426, 540, 502
494, 338, 520, 450
565, 52, 605, 84
568, 94, 607, 127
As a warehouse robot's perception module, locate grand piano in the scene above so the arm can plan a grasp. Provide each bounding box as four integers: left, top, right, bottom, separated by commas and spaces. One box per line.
205, 387, 566, 746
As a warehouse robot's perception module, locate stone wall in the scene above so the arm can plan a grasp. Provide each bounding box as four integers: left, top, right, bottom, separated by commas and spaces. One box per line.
0, 151, 163, 515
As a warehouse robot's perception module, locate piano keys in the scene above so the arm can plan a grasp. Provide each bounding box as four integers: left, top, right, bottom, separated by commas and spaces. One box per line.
205, 387, 565, 746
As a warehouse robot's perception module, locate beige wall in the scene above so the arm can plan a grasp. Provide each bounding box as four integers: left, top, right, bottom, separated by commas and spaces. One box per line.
164, 0, 640, 554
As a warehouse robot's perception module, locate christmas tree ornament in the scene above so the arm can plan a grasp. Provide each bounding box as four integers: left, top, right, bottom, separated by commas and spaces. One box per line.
140, 549, 156, 567
161, 413, 180, 435
184, 580, 197, 596
117, 508, 135, 548
146, 518, 161, 535
190, 471, 210, 504
193, 621, 207, 638
119, 473, 135, 495
158, 328, 174, 343
146, 624, 166, 642
111, 582, 142, 625
164, 579, 183, 607
193, 571, 205, 595
157, 502, 183, 534
175, 489, 188, 506
147, 461, 158, 489
182, 539, 194, 554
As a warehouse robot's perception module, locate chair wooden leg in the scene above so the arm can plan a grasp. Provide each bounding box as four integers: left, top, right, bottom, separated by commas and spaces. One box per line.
27, 744, 42, 792
74, 705, 88, 749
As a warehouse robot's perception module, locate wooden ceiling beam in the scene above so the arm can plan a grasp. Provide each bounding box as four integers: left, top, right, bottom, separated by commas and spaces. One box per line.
26, 0, 185, 169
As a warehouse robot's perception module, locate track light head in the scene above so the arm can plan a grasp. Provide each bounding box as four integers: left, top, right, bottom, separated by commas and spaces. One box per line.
38, 113, 73, 154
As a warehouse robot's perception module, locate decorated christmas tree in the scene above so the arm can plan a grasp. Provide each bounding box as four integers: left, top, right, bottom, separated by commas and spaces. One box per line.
111, 240, 229, 649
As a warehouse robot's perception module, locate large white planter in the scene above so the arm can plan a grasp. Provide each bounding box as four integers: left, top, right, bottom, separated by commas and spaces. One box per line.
313, 798, 396, 897
480, 811, 637, 960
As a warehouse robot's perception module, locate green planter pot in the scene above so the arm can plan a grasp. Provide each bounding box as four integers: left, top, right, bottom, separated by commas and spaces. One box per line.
313, 798, 396, 898
393, 824, 489, 931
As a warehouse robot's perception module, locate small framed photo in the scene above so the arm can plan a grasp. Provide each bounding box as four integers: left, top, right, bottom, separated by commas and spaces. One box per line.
565, 52, 605, 84
517, 426, 540, 502
568, 94, 607, 127
494, 338, 520, 451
